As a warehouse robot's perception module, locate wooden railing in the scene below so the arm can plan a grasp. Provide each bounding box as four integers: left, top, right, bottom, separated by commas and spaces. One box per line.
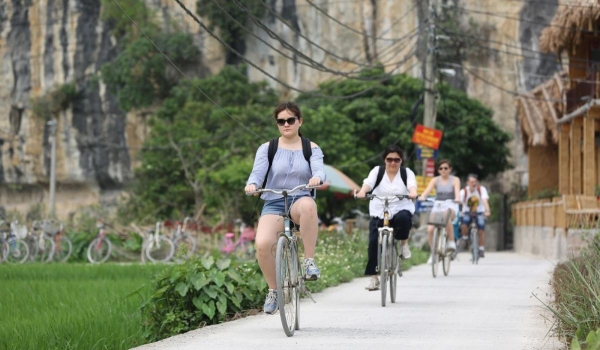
512, 195, 600, 230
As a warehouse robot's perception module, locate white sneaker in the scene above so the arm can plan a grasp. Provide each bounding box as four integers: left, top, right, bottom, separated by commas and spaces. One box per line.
446, 241, 457, 252
365, 276, 380, 291
427, 255, 433, 265
401, 244, 411, 259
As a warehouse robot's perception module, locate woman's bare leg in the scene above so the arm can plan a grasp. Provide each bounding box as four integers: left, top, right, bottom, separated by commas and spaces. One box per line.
255, 214, 283, 289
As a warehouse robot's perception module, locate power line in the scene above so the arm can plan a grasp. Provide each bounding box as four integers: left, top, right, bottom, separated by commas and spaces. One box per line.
111, 0, 266, 142
304, 0, 418, 42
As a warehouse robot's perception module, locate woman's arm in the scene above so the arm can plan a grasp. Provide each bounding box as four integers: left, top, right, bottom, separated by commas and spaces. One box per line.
453, 177, 461, 202
308, 144, 326, 186
246, 143, 269, 188
418, 177, 437, 201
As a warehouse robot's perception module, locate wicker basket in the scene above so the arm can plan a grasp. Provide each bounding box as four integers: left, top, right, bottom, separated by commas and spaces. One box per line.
426, 201, 454, 226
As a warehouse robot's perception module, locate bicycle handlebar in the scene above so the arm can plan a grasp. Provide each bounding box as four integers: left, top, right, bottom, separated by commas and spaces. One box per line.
353, 189, 411, 201
246, 182, 323, 196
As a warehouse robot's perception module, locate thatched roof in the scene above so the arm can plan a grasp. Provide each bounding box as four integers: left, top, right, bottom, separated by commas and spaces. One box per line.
516, 71, 567, 150
540, 0, 600, 54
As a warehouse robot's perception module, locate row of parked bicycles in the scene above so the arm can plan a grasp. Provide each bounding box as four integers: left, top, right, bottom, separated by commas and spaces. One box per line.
1, 216, 257, 264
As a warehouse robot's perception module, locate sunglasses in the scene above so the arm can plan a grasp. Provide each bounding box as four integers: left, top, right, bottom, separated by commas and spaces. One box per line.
276, 117, 298, 126
438, 166, 449, 170
385, 157, 402, 164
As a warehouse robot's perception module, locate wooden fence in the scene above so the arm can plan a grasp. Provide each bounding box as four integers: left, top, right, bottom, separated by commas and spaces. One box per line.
512, 195, 600, 230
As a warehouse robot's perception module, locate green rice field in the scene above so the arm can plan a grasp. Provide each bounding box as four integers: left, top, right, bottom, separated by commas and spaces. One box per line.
0, 264, 168, 350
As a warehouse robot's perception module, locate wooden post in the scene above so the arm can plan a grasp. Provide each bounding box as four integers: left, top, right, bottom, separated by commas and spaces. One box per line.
583, 111, 597, 196
559, 124, 570, 194
570, 118, 583, 194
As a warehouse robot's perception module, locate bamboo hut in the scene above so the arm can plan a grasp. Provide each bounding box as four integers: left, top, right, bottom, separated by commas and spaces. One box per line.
518, 0, 600, 197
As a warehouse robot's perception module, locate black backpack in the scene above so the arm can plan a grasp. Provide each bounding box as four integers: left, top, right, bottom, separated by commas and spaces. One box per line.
367, 165, 407, 195
261, 137, 315, 196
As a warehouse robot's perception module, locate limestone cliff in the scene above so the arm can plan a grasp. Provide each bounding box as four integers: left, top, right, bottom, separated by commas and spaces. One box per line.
0, 0, 559, 216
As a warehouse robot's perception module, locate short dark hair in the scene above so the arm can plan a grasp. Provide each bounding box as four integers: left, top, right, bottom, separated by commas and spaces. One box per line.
438, 159, 452, 168
467, 173, 478, 181
382, 145, 404, 161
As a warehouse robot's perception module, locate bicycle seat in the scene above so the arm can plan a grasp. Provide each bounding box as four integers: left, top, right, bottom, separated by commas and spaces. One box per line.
225, 233, 235, 239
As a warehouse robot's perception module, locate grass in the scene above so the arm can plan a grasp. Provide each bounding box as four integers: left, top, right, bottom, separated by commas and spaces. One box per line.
542, 236, 600, 347
0, 263, 168, 350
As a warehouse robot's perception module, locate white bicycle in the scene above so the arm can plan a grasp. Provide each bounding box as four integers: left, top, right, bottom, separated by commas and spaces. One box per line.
144, 221, 175, 263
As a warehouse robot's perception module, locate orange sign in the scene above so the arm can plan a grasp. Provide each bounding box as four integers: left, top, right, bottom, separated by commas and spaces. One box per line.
412, 124, 443, 150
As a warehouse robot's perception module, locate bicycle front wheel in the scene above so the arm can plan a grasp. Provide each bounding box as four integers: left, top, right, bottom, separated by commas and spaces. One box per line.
471, 226, 479, 265
173, 235, 197, 262
145, 236, 175, 263
54, 236, 72, 263
390, 242, 398, 303
6, 239, 29, 264
276, 236, 297, 337
432, 229, 440, 278
380, 236, 388, 307
87, 237, 112, 264
442, 232, 451, 276
38, 236, 55, 263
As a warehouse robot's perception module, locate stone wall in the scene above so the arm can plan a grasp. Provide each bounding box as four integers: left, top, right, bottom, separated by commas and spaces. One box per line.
0, 0, 562, 218
514, 226, 597, 260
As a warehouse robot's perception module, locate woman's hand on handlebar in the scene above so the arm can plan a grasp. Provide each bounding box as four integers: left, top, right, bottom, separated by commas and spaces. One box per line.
308, 177, 322, 188
354, 189, 367, 199
244, 184, 259, 196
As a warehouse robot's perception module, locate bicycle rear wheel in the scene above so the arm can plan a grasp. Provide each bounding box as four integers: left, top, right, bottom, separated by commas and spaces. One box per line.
276, 236, 297, 337
380, 236, 388, 307
471, 226, 479, 264
87, 237, 112, 264
390, 242, 398, 303
146, 236, 175, 263
442, 233, 451, 276
6, 239, 29, 264
53, 236, 72, 262
38, 236, 55, 263
432, 229, 440, 278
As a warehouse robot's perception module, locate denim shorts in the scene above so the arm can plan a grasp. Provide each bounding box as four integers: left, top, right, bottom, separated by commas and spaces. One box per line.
461, 212, 486, 230
261, 195, 310, 217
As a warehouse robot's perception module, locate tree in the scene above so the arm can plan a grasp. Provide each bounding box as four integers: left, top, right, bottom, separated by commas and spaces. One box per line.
124, 66, 278, 223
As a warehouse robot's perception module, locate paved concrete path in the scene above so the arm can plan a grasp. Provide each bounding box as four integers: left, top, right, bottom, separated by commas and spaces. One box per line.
134, 252, 562, 350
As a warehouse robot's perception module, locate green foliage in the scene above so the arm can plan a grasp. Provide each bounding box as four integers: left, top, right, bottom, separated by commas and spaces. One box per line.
141, 256, 267, 342
196, 0, 265, 58
529, 188, 560, 200
30, 83, 78, 120
543, 241, 600, 347
101, 0, 157, 40
572, 329, 600, 350
101, 32, 200, 111
122, 66, 278, 223
0, 263, 168, 350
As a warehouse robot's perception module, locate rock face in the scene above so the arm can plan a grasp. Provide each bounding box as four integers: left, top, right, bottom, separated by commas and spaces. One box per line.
0, 0, 559, 216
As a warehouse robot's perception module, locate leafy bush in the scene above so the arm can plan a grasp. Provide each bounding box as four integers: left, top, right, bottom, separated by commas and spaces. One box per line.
572, 329, 600, 350
141, 256, 266, 342
543, 237, 600, 346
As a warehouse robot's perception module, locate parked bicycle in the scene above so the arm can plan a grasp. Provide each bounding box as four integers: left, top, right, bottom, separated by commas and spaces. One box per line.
171, 217, 197, 261
0, 220, 30, 264
219, 222, 255, 261
46, 220, 72, 263
247, 183, 320, 337
87, 220, 113, 264
144, 221, 175, 263
356, 192, 409, 307
426, 200, 455, 278
26, 221, 55, 263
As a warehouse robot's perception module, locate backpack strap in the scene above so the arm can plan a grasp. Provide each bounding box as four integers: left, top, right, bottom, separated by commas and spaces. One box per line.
367, 166, 385, 194
261, 138, 279, 190
301, 136, 314, 196
400, 167, 407, 188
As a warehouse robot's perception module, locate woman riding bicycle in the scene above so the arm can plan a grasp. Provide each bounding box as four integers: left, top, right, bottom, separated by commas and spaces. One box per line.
418, 159, 461, 263
244, 102, 326, 315
355, 145, 418, 291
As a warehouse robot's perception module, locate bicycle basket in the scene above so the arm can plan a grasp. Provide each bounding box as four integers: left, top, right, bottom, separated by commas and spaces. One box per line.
41, 220, 61, 236
426, 202, 453, 226
12, 224, 28, 239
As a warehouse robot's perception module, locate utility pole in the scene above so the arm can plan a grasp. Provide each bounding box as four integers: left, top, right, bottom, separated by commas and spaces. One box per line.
47, 119, 58, 218
422, 0, 438, 178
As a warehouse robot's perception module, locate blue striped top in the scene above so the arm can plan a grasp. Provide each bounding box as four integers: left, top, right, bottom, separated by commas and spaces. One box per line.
246, 142, 326, 201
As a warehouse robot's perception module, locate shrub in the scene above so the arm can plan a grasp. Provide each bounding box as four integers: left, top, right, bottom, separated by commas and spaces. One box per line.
141, 256, 266, 342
